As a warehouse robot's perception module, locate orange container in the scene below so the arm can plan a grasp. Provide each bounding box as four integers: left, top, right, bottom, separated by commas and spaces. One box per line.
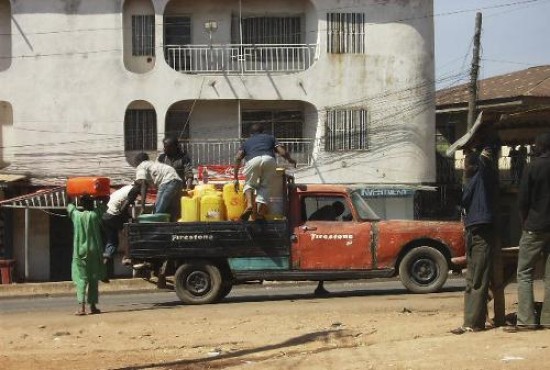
66, 177, 111, 197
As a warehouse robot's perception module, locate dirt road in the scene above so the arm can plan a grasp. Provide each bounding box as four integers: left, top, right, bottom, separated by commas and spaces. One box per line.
1, 281, 549, 370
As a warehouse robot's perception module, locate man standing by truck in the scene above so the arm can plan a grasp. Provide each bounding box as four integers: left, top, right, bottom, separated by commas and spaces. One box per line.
505, 133, 550, 332
234, 123, 296, 220
451, 126, 500, 335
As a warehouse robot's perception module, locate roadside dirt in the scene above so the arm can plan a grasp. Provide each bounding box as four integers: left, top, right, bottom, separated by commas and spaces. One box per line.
1, 282, 549, 370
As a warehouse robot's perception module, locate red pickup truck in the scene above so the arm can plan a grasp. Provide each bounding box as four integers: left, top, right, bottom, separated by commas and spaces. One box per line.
126, 180, 465, 304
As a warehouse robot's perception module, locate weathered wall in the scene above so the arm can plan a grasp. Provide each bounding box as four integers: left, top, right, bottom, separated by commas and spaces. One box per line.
0, 0, 435, 185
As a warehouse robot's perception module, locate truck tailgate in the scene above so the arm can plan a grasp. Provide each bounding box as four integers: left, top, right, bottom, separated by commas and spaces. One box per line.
126, 220, 290, 260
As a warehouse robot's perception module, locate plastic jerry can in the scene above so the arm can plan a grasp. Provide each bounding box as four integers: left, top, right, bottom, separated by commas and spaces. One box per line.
66, 177, 110, 197
222, 182, 246, 221
200, 192, 225, 222
179, 196, 200, 222
191, 184, 217, 199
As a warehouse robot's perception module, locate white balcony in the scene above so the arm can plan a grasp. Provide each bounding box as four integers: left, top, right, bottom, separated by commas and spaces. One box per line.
180, 138, 313, 166
165, 44, 318, 74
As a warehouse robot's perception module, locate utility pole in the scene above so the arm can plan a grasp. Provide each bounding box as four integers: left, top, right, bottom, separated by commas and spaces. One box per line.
467, 12, 482, 130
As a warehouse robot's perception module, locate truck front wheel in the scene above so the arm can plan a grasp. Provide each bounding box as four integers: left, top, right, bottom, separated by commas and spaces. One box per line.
399, 246, 449, 293
174, 261, 223, 304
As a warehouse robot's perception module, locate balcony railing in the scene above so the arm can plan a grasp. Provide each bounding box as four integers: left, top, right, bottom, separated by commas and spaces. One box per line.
180, 138, 313, 167
165, 44, 318, 74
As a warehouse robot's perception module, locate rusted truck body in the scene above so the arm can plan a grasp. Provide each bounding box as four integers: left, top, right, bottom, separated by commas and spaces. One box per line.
126, 182, 465, 304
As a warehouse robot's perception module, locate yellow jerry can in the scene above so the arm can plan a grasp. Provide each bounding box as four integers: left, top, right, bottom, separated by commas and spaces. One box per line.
192, 184, 217, 199
200, 192, 225, 222
222, 182, 246, 221
179, 196, 200, 222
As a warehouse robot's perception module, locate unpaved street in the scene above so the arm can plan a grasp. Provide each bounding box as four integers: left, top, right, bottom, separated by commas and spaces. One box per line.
1, 280, 549, 370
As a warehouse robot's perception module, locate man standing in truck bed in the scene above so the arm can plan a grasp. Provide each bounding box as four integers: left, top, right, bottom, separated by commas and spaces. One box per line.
234, 123, 296, 220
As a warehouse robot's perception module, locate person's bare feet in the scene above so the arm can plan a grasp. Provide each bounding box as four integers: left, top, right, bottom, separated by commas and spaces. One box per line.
75, 303, 86, 315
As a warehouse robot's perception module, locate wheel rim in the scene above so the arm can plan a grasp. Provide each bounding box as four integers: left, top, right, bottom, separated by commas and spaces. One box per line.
185, 270, 211, 295
410, 257, 438, 284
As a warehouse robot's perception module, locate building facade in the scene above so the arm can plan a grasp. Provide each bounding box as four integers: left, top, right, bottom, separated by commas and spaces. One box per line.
0, 0, 435, 281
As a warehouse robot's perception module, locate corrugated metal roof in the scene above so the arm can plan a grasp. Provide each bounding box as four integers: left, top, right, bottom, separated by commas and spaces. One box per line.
437, 65, 550, 107
0, 173, 27, 183
0, 187, 68, 209
0, 186, 156, 209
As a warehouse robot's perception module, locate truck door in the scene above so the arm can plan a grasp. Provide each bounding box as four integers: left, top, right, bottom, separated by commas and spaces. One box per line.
292, 195, 373, 270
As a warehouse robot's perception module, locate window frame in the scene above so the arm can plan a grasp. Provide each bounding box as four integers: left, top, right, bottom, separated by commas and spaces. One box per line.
325, 109, 369, 152
124, 109, 157, 151
326, 12, 366, 54
132, 14, 156, 57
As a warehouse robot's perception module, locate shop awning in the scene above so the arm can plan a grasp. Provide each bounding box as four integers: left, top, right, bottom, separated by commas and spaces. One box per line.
0, 187, 68, 209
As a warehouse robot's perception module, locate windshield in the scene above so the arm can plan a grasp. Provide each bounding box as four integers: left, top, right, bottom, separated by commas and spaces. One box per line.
350, 190, 381, 221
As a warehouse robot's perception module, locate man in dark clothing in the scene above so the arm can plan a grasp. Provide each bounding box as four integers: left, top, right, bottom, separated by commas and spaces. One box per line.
157, 136, 194, 190
452, 129, 500, 335
234, 123, 296, 220
309, 201, 346, 221
505, 133, 550, 332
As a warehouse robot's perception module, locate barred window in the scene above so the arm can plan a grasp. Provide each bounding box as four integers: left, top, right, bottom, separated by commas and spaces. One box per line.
327, 13, 365, 54
325, 110, 368, 151
241, 110, 303, 139
234, 16, 303, 44
124, 109, 157, 151
132, 15, 155, 56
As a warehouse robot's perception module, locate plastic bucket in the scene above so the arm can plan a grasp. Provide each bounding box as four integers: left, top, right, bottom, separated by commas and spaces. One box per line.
137, 213, 171, 223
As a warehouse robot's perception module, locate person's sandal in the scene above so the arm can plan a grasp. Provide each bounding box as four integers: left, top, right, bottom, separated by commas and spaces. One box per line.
89, 306, 101, 315
450, 326, 483, 335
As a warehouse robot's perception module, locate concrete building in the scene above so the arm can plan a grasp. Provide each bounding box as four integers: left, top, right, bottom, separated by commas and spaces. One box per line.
0, 0, 435, 281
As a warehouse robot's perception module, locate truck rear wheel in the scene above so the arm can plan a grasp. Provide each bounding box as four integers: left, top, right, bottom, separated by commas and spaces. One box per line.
399, 246, 448, 293
174, 261, 223, 304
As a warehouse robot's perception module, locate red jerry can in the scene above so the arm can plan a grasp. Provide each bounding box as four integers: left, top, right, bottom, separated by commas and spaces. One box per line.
66, 177, 111, 198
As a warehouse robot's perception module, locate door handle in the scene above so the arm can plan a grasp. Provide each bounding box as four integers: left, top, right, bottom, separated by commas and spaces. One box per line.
301, 225, 317, 231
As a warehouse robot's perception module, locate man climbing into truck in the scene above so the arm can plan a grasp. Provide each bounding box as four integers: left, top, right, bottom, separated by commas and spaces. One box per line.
233, 123, 296, 221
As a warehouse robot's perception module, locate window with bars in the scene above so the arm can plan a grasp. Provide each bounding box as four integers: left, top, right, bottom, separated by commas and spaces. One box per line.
132, 15, 155, 56
241, 110, 303, 139
233, 16, 303, 44
325, 109, 368, 151
165, 110, 190, 139
327, 13, 365, 54
124, 109, 157, 151
164, 16, 191, 45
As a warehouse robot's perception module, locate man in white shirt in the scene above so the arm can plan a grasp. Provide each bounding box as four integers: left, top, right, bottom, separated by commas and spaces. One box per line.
134, 152, 184, 222
102, 183, 140, 263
